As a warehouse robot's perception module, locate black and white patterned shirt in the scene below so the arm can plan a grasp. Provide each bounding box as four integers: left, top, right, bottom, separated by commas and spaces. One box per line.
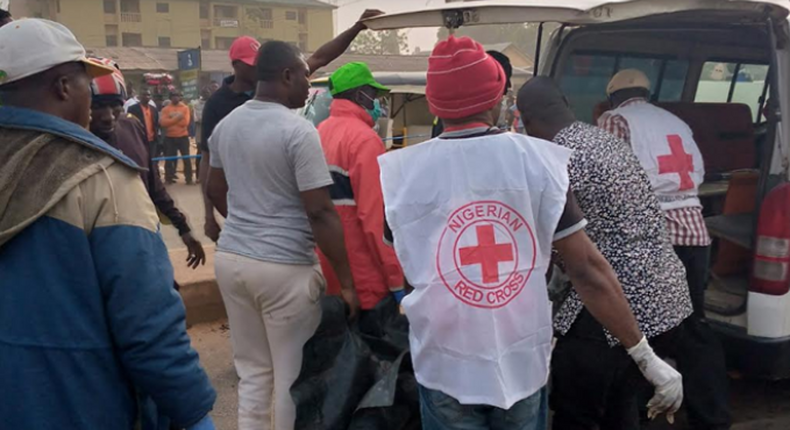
553, 122, 693, 345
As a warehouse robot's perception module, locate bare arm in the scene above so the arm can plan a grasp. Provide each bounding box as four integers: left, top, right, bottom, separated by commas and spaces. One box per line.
301, 187, 360, 320
306, 9, 385, 74
206, 167, 229, 219
200, 152, 221, 242
554, 230, 642, 348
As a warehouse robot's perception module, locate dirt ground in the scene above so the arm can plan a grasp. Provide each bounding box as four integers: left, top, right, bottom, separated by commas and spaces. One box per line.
189, 321, 790, 430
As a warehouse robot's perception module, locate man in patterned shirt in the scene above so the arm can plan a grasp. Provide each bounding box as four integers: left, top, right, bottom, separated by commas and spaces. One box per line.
598, 69, 712, 318
518, 77, 730, 430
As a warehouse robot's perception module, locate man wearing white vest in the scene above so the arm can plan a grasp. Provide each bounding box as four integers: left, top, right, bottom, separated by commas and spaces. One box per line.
379, 36, 683, 430
598, 70, 730, 430
598, 69, 711, 318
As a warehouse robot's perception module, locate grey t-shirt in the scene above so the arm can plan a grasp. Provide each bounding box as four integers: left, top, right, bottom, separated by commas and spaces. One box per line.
209, 100, 333, 265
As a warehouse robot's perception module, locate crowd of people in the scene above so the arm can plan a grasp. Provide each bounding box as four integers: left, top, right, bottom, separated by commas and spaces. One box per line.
0, 8, 731, 430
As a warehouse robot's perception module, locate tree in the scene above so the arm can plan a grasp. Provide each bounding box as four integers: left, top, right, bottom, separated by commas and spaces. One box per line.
350, 30, 408, 55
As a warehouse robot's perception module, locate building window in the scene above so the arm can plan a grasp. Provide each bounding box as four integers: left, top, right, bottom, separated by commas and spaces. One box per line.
299, 33, 308, 52
285, 11, 297, 21
103, 0, 116, 14
213, 5, 238, 18
156, 3, 169, 13
214, 5, 238, 27
158, 37, 171, 47
120, 0, 140, 13
122, 32, 143, 47
105, 24, 119, 46
215, 37, 236, 50
298, 9, 307, 25
250, 7, 273, 28
201, 30, 211, 48
200, 1, 209, 19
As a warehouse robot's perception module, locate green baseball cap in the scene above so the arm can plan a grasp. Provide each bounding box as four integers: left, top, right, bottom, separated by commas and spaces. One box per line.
329, 62, 389, 96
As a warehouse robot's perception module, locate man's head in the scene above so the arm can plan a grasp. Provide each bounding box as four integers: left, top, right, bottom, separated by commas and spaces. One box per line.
229, 36, 260, 87
255, 41, 311, 109
486, 50, 513, 95
139, 88, 152, 105
0, 19, 115, 128
607, 69, 651, 108
88, 57, 127, 140
0, 9, 12, 28
209, 80, 220, 93
517, 76, 576, 140
200, 87, 211, 100
329, 62, 389, 112
426, 36, 507, 127
169, 91, 182, 105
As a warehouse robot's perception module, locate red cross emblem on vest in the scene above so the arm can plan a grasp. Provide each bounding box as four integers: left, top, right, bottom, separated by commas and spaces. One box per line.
657, 134, 695, 191
459, 225, 514, 284
437, 201, 536, 309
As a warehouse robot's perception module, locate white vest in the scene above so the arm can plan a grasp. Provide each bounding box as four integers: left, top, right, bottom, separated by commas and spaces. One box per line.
612, 102, 705, 210
378, 132, 571, 409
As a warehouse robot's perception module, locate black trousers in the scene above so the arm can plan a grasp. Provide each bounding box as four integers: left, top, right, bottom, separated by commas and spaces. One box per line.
163, 136, 192, 183
551, 313, 731, 430
674, 245, 710, 319
552, 243, 732, 430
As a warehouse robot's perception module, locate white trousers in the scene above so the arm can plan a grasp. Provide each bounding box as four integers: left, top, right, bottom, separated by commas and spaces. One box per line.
215, 252, 324, 430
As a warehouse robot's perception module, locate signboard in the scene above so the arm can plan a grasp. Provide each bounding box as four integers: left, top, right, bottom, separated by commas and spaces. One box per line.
178, 48, 201, 71
219, 19, 239, 28
180, 69, 200, 101
178, 48, 201, 101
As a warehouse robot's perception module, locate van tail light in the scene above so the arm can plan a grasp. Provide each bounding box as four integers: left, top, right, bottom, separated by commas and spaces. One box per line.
751, 183, 790, 295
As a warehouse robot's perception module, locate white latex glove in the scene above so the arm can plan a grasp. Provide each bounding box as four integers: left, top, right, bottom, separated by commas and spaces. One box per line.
627, 336, 683, 423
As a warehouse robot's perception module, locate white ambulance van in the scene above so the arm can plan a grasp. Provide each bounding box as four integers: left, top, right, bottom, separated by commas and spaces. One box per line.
365, 0, 790, 379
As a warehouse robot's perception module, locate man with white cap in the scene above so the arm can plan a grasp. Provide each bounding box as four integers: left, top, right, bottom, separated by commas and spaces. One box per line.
0, 19, 216, 430
599, 69, 731, 430
600, 69, 711, 318
379, 36, 683, 429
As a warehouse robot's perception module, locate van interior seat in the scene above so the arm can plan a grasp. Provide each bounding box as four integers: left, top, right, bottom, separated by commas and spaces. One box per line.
656, 102, 756, 176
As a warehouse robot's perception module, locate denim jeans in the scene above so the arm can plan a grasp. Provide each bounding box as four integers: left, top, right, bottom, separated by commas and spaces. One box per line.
419, 385, 548, 430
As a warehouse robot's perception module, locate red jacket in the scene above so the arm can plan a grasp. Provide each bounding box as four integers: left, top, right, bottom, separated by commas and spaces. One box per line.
317, 99, 404, 310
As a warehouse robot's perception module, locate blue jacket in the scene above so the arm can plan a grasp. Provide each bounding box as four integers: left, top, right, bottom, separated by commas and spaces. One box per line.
0, 107, 216, 429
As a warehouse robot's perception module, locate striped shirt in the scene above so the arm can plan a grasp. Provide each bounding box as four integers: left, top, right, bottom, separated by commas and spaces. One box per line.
599, 98, 712, 247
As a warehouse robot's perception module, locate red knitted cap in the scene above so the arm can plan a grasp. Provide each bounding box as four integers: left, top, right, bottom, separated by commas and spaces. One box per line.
426, 36, 506, 120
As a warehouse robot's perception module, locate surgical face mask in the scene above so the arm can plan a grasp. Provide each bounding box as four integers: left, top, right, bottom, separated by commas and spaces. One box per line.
360, 92, 383, 124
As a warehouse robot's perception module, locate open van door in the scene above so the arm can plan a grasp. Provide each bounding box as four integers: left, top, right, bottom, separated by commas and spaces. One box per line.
364, 0, 790, 30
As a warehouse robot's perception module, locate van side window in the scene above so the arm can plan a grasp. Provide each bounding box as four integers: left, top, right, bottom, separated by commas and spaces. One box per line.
695, 61, 769, 121
559, 52, 690, 123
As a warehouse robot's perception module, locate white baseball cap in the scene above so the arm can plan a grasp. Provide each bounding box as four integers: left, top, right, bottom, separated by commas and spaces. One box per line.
606, 69, 651, 96
0, 18, 115, 86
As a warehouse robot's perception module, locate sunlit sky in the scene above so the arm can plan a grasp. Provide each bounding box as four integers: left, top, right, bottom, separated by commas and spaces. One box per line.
334, 0, 443, 53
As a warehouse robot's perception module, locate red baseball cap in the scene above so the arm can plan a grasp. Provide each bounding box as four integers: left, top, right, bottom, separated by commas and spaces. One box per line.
426, 36, 505, 120
229, 36, 261, 66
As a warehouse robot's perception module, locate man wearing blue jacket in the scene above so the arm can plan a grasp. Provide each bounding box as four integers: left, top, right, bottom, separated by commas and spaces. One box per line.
0, 19, 216, 430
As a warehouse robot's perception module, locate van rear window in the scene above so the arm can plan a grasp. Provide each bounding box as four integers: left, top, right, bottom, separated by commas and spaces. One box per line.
558, 52, 689, 123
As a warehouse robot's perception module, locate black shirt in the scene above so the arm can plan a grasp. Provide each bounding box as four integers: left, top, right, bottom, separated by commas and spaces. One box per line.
199, 75, 252, 153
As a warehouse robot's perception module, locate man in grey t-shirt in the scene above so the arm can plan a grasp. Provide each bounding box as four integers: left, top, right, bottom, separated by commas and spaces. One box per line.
206, 41, 360, 430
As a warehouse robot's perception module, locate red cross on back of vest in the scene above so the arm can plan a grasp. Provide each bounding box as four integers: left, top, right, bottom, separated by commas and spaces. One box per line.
657, 134, 695, 191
